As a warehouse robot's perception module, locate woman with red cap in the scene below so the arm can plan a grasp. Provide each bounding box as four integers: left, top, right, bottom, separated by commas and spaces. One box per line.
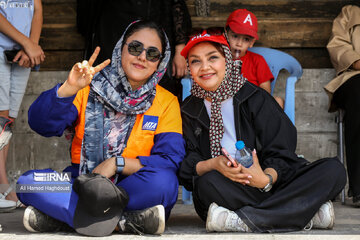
178, 30, 346, 233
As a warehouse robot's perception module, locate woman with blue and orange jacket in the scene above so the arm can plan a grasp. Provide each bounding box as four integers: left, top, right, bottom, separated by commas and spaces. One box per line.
17, 20, 185, 236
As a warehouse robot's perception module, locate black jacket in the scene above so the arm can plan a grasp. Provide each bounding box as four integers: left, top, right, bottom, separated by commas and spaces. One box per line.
179, 82, 308, 191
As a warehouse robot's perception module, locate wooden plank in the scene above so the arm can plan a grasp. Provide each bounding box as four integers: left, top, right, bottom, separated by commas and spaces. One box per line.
42, 0, 76, 24
279, 48, 332, 68
40, 24, 85, 50
258, 19, 332, 48
39, 50, 84, 71
37, 0, 341, 69
186, 0, 357, 18
192, 18, 332, 48
38, 19, 332, 51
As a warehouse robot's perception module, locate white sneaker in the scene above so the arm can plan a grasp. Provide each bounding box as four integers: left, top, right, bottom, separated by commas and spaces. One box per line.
305, 201, 335, 230
206, 202, 251, 232
312, 201, 335, 229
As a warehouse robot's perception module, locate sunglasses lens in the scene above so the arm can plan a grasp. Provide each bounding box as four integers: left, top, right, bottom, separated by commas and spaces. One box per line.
128, 41, 143, 56
127, 41, 161, 62
146, 47, 161, 62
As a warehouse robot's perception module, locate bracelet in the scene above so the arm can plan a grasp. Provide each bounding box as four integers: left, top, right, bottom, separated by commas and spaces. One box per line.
259, 173, 273, 192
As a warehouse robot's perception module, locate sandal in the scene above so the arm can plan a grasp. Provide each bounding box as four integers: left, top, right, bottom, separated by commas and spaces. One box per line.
0, 186, 23, 212
16, 200, 25, 208
0, 190, 16, 212
0, 116, 13, 150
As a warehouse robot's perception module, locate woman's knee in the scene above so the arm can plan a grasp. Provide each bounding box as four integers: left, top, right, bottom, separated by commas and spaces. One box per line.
122, 167, 178, 196
151, 169, 178, 193
319, 158, 347, 187
195, 171, 226, 199
196, 171, 218, 188
120, 168, 179, 212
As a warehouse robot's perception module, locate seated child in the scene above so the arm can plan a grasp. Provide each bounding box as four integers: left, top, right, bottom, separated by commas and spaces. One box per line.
225, 9, 284, 108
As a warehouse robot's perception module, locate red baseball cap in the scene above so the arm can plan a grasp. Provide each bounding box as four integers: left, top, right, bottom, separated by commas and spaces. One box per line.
181, 30, 229, 58
226, 9, 258, 40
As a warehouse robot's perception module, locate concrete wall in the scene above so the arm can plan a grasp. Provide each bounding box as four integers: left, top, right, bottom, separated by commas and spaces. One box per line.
273, 69, 338, 161
6, 69, 339, 185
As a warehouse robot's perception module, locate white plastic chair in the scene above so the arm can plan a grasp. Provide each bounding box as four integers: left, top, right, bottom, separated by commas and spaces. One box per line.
248, 47, 303, 124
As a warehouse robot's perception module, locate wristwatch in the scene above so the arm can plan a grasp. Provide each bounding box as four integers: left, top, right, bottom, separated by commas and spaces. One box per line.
116, 156, 125, 174
259, 174, 273, 192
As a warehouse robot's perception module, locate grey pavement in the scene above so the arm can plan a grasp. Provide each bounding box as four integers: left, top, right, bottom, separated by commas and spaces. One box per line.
0, 200, 360, 239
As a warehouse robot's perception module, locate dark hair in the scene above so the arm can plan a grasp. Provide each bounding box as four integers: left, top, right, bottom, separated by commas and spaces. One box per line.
122, 20, 166, 56
209, 42, 225, 57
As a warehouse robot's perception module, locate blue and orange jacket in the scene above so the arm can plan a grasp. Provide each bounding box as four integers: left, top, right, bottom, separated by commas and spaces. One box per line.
28, 84, 185, 171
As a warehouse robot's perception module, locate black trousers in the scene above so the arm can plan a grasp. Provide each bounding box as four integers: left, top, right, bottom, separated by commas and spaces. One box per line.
193, 157, 346, 233
333, 74, 360, 198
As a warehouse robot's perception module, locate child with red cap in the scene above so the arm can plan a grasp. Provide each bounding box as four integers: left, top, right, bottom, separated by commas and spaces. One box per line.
225, 9, 284, 108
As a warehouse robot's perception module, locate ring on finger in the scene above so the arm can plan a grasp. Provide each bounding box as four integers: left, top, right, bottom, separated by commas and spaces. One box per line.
81, 60, 88, 67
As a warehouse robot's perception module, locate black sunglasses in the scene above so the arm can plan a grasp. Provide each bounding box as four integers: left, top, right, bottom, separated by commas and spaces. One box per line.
125, 40, 162, 62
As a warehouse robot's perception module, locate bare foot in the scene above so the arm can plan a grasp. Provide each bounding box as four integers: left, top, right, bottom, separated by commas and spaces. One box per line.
5, 191, 18, 203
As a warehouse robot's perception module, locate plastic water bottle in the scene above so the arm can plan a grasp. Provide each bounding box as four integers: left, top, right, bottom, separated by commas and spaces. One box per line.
234, 140, 253, 168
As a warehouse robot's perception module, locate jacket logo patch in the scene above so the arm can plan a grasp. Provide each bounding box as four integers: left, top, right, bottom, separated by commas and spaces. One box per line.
142, 115, 158, 131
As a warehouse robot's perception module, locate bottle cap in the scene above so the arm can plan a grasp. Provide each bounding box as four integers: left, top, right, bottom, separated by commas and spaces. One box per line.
235, 140, 245, 150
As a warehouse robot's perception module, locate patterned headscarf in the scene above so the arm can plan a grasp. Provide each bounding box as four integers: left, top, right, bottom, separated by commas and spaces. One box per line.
80, 21, 171, 174
189, 41, 246, 158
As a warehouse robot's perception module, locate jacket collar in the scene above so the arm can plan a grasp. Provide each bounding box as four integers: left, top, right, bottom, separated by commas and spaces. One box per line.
181, 82, 258, 126
233, 82, 258, 106
181, 95, 210, 128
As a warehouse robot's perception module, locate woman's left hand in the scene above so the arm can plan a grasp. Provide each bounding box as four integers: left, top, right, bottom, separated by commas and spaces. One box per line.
240, 150, 271, 189
92, 157, 117, 178
14, 50, 31, 68
172, 44, 187, 79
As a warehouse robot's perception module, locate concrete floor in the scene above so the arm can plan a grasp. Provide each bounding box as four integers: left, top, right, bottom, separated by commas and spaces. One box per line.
0, 200, 360, 239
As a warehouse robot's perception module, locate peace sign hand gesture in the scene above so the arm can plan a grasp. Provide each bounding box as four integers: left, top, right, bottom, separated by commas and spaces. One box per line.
58, 47, 111, 97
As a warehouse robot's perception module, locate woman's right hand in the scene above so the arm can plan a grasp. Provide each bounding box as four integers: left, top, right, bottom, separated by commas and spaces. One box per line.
58, 47, 111, 97
213, 156, 252, 185
196, 156, 252, 185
